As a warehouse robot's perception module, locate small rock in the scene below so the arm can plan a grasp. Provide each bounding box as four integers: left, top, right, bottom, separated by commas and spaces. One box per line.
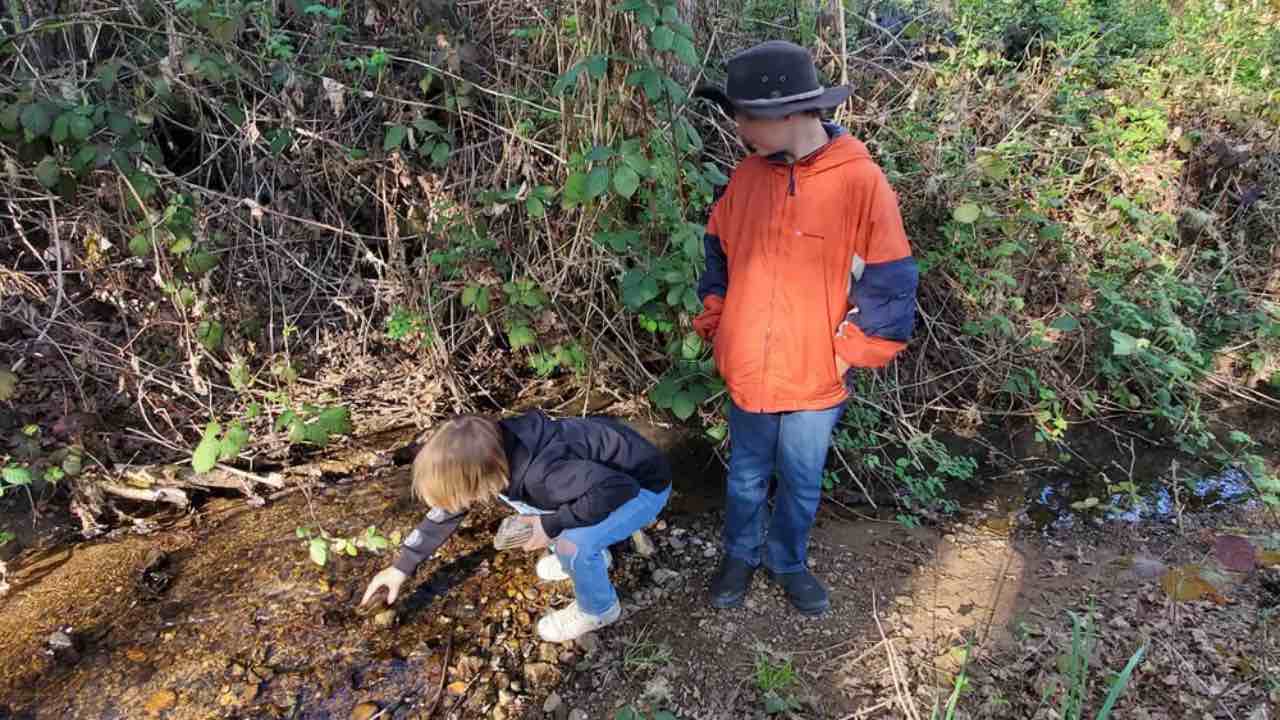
498, 688, 515, 705
373, 610, 397, 628
669, 536, 687, 551
125, 647, 148, 662
703, 545, 717, 558
523, 662, 560, 690
543, 692, 563, 714
1109, 615, 1132, 630
569, 710, 588, 720
538, 643, 559, 664
523, 587, 540, 601
350, 702, 379, 720
894, 595, 914, 608
652, 568, 681, 586
575, 633, 599, 655
655, 520, 667, 531
632, 529, 658, 557
47, 630, 74, 650
144, 689, 177, 716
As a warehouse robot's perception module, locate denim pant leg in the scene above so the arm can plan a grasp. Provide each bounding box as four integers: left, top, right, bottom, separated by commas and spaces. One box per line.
765, 402, 845, 574
722, 403, 781, 567
553, 486, 671, 616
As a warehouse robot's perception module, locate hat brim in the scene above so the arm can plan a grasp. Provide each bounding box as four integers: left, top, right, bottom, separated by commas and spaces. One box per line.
692, 85, 851, 119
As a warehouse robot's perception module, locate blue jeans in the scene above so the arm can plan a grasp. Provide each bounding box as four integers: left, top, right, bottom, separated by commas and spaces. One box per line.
724, 400, 845, 574
545, 486, 671, 616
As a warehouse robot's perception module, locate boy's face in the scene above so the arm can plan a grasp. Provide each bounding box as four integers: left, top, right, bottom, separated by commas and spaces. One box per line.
734, 111, 792, 156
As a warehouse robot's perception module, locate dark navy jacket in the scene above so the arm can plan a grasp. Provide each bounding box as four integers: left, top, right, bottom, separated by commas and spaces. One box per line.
393, 411, 672, 575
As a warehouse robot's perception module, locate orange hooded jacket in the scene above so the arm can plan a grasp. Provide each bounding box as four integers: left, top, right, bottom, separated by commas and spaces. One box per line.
692, 125, 918, 413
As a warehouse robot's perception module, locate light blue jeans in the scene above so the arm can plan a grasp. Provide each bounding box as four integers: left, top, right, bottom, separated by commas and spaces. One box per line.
532, 486, 671, 616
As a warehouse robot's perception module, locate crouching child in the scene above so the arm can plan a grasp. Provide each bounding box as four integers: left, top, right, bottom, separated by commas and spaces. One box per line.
360, 411, 672, 643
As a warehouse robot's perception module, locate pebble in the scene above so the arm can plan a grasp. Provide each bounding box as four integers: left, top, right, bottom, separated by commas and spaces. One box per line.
669, 536, 687, 551
350, 703, 379, 720
543, 692, 563, 714
652, 568, 681, 586
523, 662, 560, 689
144, 689, 177, 716
498, 688, 516, 705
47, 631, 74, 649
538, 643, 559, 664
703, 546, 717, 558
569, 710, 588, 720
575, 633, 600, 655
373, 610, 396, 628
125, 647, 148, 662
523, 587, 540, 601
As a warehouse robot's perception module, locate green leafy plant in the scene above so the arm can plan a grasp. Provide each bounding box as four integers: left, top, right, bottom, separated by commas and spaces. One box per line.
296, 525, 395, 567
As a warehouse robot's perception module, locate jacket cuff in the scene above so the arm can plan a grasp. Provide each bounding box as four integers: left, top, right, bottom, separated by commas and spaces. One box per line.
834, 322, 907, 368
393, 550, 423, 576
693, 295, 724, 342
540, 511, 567, 540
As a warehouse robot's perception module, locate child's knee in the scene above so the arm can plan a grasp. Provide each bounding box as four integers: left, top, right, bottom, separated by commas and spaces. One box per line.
554, 536, 578, 561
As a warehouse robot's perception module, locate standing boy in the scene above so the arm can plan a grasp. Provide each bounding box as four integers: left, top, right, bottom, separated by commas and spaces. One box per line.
691, 41, 918, 615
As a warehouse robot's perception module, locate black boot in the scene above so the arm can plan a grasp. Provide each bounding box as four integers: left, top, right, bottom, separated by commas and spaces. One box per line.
765, 568, 830, 615
709, 556, 757, 609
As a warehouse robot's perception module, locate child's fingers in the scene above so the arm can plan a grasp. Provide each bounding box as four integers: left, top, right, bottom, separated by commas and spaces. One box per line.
361, 581, 383, 606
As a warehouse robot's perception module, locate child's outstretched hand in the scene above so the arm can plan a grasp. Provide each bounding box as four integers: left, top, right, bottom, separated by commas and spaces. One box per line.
519, 516, 550, 551
360, 566, 408, 607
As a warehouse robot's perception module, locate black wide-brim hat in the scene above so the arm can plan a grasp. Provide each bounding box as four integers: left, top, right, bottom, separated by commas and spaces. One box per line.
693, 40, 851, 119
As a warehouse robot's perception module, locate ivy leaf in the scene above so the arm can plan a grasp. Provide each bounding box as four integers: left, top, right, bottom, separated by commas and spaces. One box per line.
128, 234, 152, 256
192, 422, 223, 473
316, 406, 353, 436
508, 324, 536, 350
383, 124, 406, 152
673, 36, 700, 66
1049, 315, 1080, 332
69, 115, 94, 141
20, 104, 53, 136
621, 271, 660, 309
35, 157, 61, 189
612, 165, 640, 199
308, 537, 328, 566
585, 166, 610, 200
671, 391, 697, 420
952, 202, 981, 224
51, 114, 70, 144
526, 196, 546, 218
1111, 329, 1140, 356
650, 25, 675, 52
219, 423, 249, 461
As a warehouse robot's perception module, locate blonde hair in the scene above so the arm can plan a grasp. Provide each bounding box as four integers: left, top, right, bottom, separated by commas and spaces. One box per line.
412, 416, 509, 512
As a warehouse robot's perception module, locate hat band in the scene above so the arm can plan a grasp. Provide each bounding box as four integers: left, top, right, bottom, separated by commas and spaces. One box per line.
735, 86, 826, 107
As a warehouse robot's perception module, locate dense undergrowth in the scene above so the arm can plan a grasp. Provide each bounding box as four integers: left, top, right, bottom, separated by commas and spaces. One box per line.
1, 0, 1278, 529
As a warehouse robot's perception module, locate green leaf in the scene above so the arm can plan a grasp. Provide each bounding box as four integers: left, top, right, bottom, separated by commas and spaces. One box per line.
69, 115, 94, 141
20, 104, 53, 136
705, 423, 728, 442
186, 248, 219, 274
1049, 315, 1080, 332
0, 104, 19, 132
229, 360, 252, 391
128, 234, 152, 258
562, 172, 588, 208
269, 129, 292, 156
623, 150, 653, 178
62, 453, 83, 476
73, 144, 99, 173
655, 712, 678, 720
673, 36, 700, 65
1111, 329, 1139, 356
595, 230, 637, 252
168, 233, 193, 255
192, 421, 223, 473
303, 422, 330, 446
526, 196, 545, 218
671, 390, 697, 420
651, 25, 675, 51
309, 537, 328, 566
621, 270, 661, 309
413, 118, 445, 135
586, 54, 608, 78
196, 320, 224, 351
626, 68, 663, 100
613, 165, 640, 199
508, 324, 536, 350
586, 166, 610, 199
51, 114, 70, 144
219, 423, 249, 460
97, 61, 120, 91
702, 162, 729, 186
107, 112, 135, 137
587, 145, 615, 163
553, 63, 585, 95
287, 419, 307, 444
650, 378, 678, 408
430, 142, 450, 166
2, 465, 32, 486
952, 203, 981, 224
680, 332, 703, 360
383, 124, 407, 152
317, 406, 353, 435
0, 369, 16, 400
35, 157, 61, 188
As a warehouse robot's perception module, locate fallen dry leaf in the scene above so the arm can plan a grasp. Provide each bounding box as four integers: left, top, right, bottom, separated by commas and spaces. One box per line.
1160, 565, 1229, 604
1213, 534, 1257, 572
1259, 551, 1280, 567
447, 680, 468, 695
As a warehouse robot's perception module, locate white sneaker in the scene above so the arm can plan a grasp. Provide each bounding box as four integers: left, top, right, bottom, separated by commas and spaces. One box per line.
536, 601, 621, 643
535, 549, 612, 582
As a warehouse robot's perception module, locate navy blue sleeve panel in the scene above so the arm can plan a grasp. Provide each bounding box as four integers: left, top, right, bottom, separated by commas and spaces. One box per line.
849, 256, 919, 342
392, 506, 467, 575
697, 232, 728, 301
537, 460, 641, 538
